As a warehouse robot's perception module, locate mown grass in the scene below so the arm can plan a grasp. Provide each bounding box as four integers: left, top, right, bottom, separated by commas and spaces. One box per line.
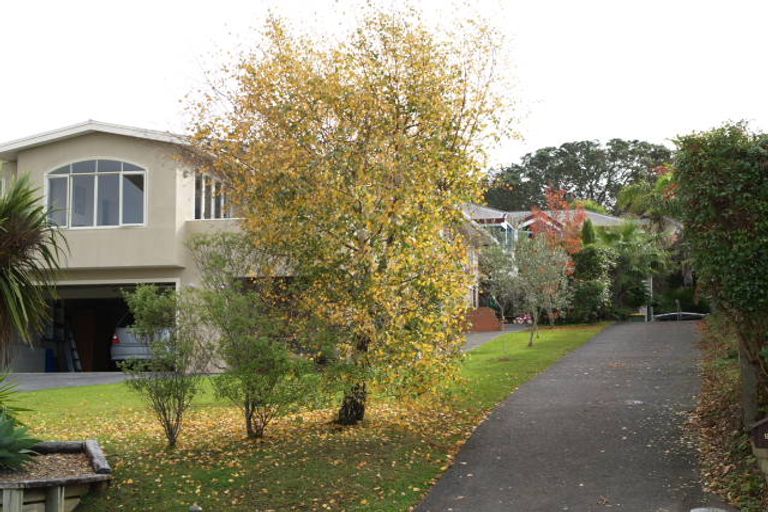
15, 323, 610, 511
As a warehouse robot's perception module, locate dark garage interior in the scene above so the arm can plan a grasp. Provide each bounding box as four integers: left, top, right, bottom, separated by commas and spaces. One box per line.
58, 298, 128, 372
37, 283, 176, 373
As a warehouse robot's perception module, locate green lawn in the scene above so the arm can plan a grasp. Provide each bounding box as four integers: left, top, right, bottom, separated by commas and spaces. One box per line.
15, 323, 610, 511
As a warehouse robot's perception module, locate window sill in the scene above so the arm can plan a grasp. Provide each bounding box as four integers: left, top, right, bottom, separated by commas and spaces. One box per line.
189, 217, 242, 221
60, 224, 147, 231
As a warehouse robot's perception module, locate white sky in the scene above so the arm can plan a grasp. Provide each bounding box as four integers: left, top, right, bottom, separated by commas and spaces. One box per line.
2, 0, 768, 166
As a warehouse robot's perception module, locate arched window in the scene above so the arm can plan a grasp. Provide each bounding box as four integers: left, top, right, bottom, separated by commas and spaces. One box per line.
47, 159, 146, 228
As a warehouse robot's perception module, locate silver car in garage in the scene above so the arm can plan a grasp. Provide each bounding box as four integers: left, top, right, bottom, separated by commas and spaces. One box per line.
110, 314, 152, 363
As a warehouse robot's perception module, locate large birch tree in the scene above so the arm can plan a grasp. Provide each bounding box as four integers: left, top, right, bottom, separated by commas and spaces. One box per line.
189, 12, 510, 424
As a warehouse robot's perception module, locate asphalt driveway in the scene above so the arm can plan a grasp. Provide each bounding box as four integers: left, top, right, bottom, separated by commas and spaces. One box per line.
8, 372, 127, 391
418, 322, 735, 512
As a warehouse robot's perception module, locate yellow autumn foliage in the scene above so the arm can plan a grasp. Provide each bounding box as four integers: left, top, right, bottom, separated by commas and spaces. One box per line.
189, 10, 511, 406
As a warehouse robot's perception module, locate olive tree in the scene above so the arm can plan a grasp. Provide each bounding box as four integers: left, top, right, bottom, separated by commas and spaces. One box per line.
479, 241, 516, 322
511, 236, 571, 347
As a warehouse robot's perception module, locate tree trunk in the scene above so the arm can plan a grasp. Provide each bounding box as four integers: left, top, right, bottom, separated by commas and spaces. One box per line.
337, 383, 367, 425
528, 312, 538, 347
739, 338, 760, 428
246, 412, 259, 439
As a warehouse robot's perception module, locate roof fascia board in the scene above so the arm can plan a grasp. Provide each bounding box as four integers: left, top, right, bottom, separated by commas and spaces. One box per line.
0, 121, 188, 161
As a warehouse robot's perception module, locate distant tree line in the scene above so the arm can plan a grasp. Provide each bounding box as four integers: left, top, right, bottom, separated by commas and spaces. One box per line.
485, 139, 672, 213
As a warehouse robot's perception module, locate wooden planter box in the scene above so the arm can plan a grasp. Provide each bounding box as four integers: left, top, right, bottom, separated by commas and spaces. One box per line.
0, 441, 111, 512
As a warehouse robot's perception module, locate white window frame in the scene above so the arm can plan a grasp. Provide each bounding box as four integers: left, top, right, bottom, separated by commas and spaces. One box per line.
45, 159, 148, 230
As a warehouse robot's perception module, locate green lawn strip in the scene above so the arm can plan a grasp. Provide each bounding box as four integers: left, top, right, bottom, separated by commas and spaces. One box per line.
15, 323, 610, 511
458, 322, 612, 409
14, 379, 221, 419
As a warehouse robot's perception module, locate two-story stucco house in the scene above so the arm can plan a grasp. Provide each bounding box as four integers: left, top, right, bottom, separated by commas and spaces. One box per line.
0, 121, 238, 372
1, 121, 497, 372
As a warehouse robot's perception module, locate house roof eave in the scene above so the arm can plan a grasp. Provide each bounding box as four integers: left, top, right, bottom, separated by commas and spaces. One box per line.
0, 120, 188, 161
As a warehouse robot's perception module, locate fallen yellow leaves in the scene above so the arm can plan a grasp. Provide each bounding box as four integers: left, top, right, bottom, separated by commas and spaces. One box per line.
21, 393, 484, 512
688, 317, 768, 510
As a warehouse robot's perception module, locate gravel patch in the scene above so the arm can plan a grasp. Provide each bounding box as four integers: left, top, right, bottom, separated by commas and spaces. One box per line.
0, 453, 95, 483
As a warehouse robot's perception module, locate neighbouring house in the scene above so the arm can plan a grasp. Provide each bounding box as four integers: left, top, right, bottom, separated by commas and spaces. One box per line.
463, 203, 634, 329
464, 203, 631, 240
461, 204, 517, 331
504, 209, 630, 231
458, 212, 497, 330
463, 203, 518, 246
0, 121, 238, 372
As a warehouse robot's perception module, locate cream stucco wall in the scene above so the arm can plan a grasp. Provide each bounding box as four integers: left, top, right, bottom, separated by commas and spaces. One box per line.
0, 160, 17, 194
179, 218, 242, 287
16, 133, 189, 270
9, 132, 239, 289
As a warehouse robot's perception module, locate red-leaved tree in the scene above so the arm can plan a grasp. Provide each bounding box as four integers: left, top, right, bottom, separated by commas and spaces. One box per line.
530, 188, 587, 255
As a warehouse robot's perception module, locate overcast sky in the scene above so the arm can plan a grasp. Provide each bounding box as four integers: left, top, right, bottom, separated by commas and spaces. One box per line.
2, 0, 767, 166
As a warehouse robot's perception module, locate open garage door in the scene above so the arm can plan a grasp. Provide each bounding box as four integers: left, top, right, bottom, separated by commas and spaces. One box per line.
50, 283, 175, 372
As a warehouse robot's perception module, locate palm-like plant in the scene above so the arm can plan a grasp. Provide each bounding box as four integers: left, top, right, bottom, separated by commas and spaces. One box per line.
0, 175, 65, 367
0, 373, 28, 422
616, 172, 681, 231
596, 222, 669, 309
0, 412, 40, 471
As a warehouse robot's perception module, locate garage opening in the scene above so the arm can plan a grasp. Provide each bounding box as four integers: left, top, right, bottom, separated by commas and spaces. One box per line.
40, 282, 175, 372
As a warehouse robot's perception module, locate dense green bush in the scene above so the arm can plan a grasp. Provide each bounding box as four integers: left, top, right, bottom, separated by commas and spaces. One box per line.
676, 124, 768, 315
572, 245, 617, 280
570, 280, 611, 323
569, 245, 616, 322
675, 122, 768, 426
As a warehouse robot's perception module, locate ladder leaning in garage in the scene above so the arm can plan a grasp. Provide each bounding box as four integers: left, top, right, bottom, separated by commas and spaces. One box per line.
65, 329, 83, 372
52, 301, 82, 372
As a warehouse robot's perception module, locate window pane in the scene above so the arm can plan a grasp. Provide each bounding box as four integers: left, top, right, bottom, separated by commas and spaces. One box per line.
123, 174, 144, 224
97, 174, 120, 226
194, 174, 202, 220
51, 166, 70, 175
72, 160, 96, 173
97, 159, 122, 173
203, 176, 211, 219
72, 175, 95, 226
123, 162, 143, 172
48, 178, 68, 226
